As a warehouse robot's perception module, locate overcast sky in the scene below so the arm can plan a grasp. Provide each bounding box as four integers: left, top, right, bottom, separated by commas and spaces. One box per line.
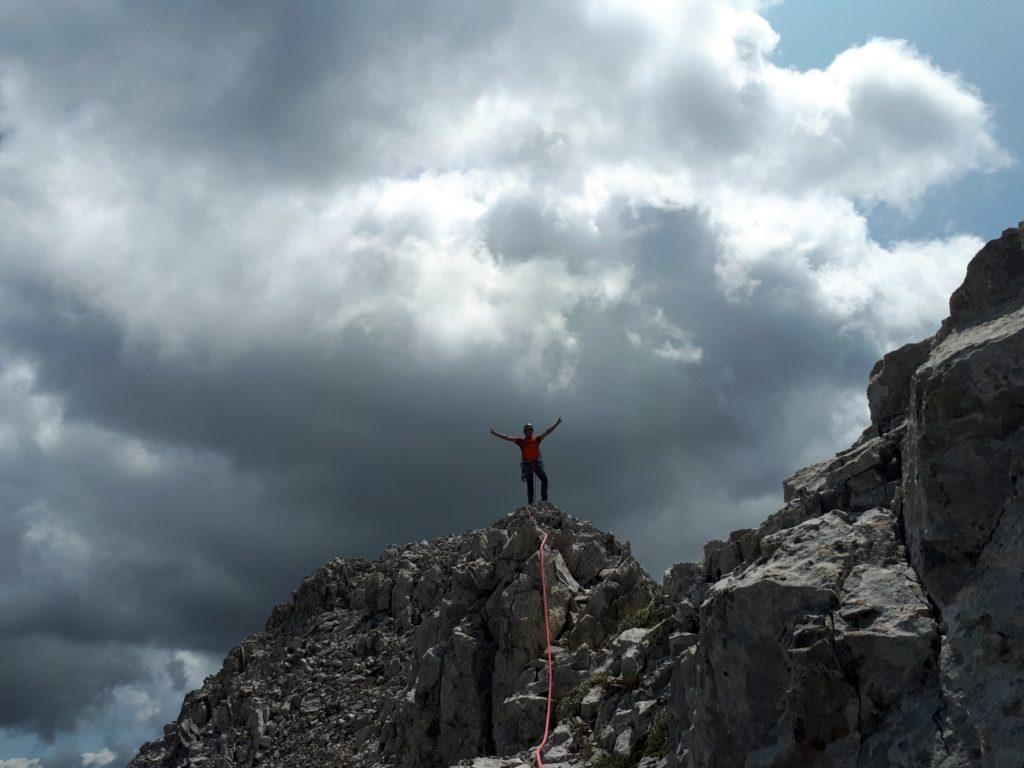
1, 1, 1021, 765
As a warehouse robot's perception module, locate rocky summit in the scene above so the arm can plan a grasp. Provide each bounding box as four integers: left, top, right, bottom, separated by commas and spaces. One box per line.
130, 224, 1024, 768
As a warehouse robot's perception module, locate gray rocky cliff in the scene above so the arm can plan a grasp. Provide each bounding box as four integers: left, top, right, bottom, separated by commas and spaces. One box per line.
129, 505, 673, 768
130, 224, 1024, 768
668, 224, 1024, 768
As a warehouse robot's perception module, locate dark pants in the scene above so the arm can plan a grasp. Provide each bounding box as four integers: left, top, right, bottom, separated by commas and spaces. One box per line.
521, 460, 548, 503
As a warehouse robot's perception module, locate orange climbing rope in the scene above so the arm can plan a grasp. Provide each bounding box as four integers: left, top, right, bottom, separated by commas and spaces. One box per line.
527, 505, 555, 768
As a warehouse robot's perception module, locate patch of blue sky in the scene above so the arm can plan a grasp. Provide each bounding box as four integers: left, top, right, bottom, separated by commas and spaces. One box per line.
765, 0, 1022, 244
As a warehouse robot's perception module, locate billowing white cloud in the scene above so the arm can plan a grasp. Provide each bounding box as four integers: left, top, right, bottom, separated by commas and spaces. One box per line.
627, 307, 704, 363
81, 749, 116, 767
0, 0, 1005, 388
710, 193, 985, 348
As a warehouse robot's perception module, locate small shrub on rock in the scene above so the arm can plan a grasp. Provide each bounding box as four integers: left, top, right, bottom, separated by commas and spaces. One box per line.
557, 674, 611, 721
616, 590, 671, 633
643, 705, 668, 758
592, 754, 632, 768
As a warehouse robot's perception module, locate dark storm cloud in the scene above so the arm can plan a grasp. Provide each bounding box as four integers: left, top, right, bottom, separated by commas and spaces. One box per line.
0, 1, 523, 187
0, 636, 141, 739
0, 206, 876, 654
0, 213, 968, 745
164, 657, 188, 693
0, 0, 1006, 757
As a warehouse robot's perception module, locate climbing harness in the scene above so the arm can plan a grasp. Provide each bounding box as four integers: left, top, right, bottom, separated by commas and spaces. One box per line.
526, 505, 555, 768
520, 459, 545, 482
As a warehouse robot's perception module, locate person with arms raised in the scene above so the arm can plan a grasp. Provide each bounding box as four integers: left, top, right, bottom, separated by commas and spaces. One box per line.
490, 418, 562, 505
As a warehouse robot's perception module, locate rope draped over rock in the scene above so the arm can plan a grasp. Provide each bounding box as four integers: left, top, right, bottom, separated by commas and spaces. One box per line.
526, 505, 554, 768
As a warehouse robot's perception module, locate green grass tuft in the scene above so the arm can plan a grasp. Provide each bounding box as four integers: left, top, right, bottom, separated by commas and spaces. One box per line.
642, 705, 669, 758
592, 754, 632, 768
557, 674, 611, 721
616, 590, 671, 634
588, 703, 669, 767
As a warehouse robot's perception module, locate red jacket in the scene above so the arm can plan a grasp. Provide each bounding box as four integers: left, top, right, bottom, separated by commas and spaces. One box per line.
514, 435, 542, 461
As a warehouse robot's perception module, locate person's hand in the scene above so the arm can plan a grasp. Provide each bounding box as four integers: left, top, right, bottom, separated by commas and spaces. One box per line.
556, 417, 563, 424
490, 427, 497, 435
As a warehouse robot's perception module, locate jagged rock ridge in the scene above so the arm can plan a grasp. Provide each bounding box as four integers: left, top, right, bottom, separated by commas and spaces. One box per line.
131, 223, 1024, 768
130, 504, 674, 768
667, 223, 1024, 768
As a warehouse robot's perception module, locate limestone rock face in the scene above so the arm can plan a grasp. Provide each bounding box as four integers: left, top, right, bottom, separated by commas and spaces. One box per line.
901, 227, 1024, 766
945, 228, 1024, 330
129, 226, 1024, 768
667, 226, 1024, 768
129, 504, 670, 768
684, 509, 943, 767
866, 340, 931, 432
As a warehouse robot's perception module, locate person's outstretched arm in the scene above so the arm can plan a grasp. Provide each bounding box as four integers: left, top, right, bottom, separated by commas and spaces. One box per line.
539, 417, 562, 440
490, 427, 517, 442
